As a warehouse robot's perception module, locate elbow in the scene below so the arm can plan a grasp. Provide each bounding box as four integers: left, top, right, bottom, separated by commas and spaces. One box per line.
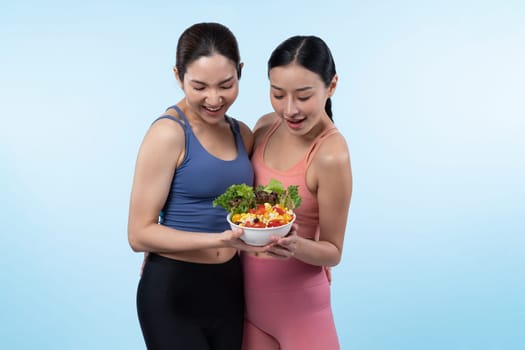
129, 240, 142, 253
327, 246, 343, 267
326, 255, 342, 267
128, 228, 145, 253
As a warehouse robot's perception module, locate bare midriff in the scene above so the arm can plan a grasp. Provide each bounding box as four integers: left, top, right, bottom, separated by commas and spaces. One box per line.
245, 251, 279, 259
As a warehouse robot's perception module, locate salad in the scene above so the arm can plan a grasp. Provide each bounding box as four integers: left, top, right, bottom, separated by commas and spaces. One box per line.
213, 179, 301, 228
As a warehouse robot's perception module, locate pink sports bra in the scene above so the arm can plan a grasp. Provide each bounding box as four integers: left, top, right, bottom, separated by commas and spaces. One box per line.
251, 119, 339, 240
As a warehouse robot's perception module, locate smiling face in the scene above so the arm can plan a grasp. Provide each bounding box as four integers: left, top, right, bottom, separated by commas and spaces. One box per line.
269, 63, 337, 134
175, 53, 240, 124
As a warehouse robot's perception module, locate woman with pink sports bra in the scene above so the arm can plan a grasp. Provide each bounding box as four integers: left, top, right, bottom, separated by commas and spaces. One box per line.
241, 36, 353, 350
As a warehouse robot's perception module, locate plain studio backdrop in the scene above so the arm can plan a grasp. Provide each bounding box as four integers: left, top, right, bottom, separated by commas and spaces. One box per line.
1, 1, 524, 349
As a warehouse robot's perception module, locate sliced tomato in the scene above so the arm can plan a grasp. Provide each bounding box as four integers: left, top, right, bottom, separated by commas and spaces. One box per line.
267, 219, 286, 227
273, 206, 285, 215
244, 221, 266, 228
255, 204, 266, 215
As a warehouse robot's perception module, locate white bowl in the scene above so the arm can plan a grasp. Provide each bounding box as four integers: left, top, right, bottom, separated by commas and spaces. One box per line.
227, 213, 295, 246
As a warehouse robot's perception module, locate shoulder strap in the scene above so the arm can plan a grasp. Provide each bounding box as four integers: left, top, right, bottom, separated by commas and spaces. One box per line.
151, 115, 184, 127
305, 126, 339, 167
169, 105, 190, 125
227, 116, 251, 156
257, 118, 281, 151
151, 105, 188, 128
227, 116, 241, 134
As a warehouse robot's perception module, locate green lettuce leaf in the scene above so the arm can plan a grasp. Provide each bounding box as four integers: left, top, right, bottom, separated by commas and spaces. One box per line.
213, 179, 302, 214
212, 183, 256, 215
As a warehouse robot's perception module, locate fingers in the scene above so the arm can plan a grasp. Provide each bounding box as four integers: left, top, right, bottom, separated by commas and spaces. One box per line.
230, 228, 244, 239
265, 234, 298, 259
324, 266, 332, 284
221, 228, 243, 242
265, 245, 294, 259
222, 229, 270, 253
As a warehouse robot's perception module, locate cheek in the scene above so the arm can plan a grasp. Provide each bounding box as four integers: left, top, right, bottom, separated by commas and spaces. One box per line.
305, 97, 325, 115
184, 89, 202, 102
226, 86, 240, 101
270, 97, 283, 112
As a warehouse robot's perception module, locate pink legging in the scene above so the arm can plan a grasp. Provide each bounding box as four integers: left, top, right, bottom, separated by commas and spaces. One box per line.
241, 253, 340, 350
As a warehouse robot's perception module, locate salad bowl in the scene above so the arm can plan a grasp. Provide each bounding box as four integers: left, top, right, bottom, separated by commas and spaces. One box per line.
227, 213, 295, 246
214, 179, 301, 246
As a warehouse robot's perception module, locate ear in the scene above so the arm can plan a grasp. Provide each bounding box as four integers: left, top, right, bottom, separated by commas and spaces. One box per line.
235, 62, 244, 79
173, 67, 183, 89
328, 74, 338, 97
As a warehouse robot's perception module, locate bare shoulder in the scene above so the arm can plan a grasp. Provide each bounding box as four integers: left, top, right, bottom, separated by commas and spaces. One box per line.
311, 131, 352, 199
315, 131, 351, 168
253, 113, 278, 143
254, 112, 277, 132
236, 119, 253, 136
141, 114, 185, 158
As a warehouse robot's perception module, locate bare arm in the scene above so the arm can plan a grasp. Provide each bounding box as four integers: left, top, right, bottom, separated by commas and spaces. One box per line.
267, 134, 353, 266
252, 113, 277, 147
127, 118, 243, 253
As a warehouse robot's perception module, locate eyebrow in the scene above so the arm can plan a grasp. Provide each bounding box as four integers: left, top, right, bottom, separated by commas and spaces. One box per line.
270, 84, 313, 92
190, 76, 234, 86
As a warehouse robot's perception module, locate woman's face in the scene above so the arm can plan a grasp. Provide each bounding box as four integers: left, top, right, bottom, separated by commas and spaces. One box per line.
176, 54, 240, 124
269, 63, 336, 134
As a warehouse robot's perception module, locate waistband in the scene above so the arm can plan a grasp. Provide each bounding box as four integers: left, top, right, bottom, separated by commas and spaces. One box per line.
148, 252, 240, 269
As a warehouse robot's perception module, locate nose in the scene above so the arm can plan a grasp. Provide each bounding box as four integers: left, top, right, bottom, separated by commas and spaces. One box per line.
206, 89, 223, 106
283, 97, 298, 117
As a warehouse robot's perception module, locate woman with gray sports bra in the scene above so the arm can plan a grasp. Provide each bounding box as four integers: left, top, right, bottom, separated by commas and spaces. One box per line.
127, 22, 260, 349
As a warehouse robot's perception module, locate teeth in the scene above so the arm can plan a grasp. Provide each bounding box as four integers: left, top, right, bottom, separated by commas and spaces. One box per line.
205, 106, 221, 112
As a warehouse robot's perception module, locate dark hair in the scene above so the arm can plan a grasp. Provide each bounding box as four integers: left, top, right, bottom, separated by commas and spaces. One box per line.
176, 22, 241, 81
268, 36, 336, 121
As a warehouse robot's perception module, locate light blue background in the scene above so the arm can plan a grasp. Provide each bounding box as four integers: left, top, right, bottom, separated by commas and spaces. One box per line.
1, 1, 524, 349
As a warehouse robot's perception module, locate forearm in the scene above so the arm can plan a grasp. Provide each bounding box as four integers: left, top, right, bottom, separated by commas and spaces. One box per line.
294, 236, 342, 267
128, 223, 225, 253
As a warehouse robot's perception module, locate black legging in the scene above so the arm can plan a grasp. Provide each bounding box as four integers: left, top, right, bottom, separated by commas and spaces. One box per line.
137, 253, 244, 350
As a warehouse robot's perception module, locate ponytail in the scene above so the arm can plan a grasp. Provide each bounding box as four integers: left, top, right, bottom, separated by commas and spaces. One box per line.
325, 98, 333, 122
